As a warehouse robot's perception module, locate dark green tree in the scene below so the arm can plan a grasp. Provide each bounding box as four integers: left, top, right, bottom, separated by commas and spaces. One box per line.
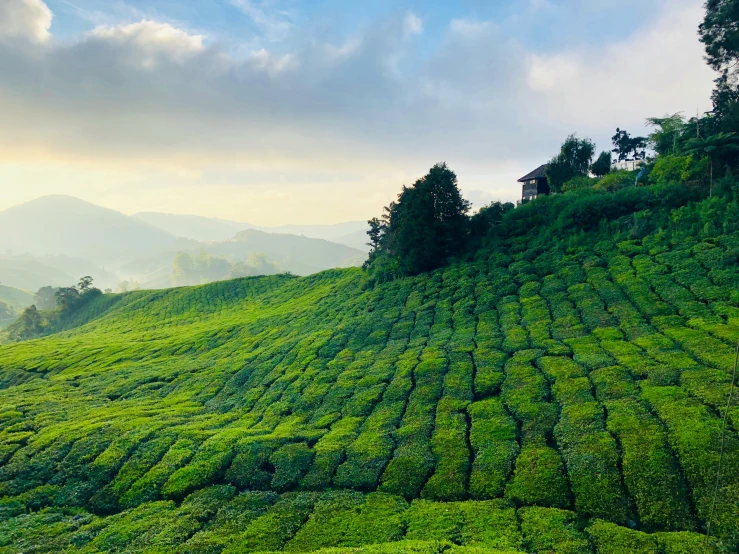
591, 151, 612, 177
366, 217, 385, 251
700, 0, 739, 85
612, 128, 647, 161
78, 276, 94, 292
10, 305, 44, 340
373, 163, 470, 277
54, 286, 81, 314
546, 135, 596, 193
699, 1, 739, 133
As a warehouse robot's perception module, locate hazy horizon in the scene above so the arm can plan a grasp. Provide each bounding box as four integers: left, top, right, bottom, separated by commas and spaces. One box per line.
0, 0, 716, 225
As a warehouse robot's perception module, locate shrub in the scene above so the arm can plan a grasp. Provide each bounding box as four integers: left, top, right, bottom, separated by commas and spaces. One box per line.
519, 507, 592, 554
505, 446, 570, 508
586, 520, 659, 554
467, 399, 519, 499
271, 442, 315, 492
594, 170, 638, 192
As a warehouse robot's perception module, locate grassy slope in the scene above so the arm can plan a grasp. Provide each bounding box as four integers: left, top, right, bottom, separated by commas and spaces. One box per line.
1, 196, 739, 552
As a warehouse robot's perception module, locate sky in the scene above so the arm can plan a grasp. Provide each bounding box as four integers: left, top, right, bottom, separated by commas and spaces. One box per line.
0, 0, 717, 225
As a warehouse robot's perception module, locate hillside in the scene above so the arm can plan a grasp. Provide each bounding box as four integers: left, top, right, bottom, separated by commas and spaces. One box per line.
0, 285, 33, 329
0, 254, 119, 292
209, 230, 365, 274
0, 196, 176, 268
0, 187, 738, 553
0, 286, 34, 311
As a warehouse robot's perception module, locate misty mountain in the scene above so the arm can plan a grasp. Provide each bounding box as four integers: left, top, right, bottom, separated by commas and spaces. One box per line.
134, 211, 369, 250
122, 230, 365, 287
1, 196, 367, 293
0, 253, 111, 292
0, 195, 176, 267
208, 230, 365, 274
133, 212, 253, 242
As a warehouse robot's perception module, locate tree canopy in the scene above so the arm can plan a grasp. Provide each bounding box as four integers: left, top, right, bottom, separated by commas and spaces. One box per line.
545, 135, 595, 193
366, 163, 470, 279
590, 151, 612, 177
611, 128, 647, 161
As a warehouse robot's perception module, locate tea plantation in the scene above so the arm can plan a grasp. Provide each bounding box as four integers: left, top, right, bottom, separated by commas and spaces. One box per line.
1, 189, 739, 553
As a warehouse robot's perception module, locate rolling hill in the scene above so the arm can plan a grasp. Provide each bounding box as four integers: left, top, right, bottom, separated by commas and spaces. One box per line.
0, 285, 34, 311
0, 285, 34, 329
0, 197, 365, 292
0, 196, 176, 267
0, 187, 738, 553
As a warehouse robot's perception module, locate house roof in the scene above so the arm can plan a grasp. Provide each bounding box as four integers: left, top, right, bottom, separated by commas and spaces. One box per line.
517, 164, 549, 182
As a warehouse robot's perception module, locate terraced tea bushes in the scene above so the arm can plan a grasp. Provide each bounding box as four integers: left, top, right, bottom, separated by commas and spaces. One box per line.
2, 210, 739, 552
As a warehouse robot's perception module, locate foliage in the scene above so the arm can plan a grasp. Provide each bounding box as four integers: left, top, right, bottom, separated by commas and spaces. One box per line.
546, 135, 596, 193
2, 189, 739, 551
173, 250, 281, 286
562, 176, 597, 192
612, 128, 647, 161
649, 154, 703, 185
593, 170, 637, 192
366, 163, 470, 279
700, 0, 739, 86
591, 151, 612, 177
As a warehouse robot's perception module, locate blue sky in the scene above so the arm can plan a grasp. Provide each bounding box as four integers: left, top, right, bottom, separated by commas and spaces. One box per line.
0, 0, 717, 224
46, 0, 668, 53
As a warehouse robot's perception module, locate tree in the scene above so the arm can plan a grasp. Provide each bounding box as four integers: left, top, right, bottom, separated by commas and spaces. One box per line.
612, 128, 647, 161
683, 131, 739, 195
0, 300, 13, 320
55, 286, 81, 314
699, 2, 739, 134
371, 163, 470, 277
366, 217, 385, 251
699, 0, 739, 86
10, 305, 44, 340
34, 286, 58, 311
591, 151, 612, 177
78, 276, 94, 292
546, 135, 596, 193
646, 114, 688, 156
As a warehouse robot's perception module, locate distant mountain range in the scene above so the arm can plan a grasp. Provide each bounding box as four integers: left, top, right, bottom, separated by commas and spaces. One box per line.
133, 212, 369, 250
0, 195, 367, 294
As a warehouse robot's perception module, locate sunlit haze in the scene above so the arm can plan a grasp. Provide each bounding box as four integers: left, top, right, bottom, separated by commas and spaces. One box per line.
0, 0, 715, 225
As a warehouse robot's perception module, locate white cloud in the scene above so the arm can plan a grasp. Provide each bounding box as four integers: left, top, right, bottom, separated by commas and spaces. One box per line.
0, 0, 718, 220
524, 2, 714, 132
247, 48, 296, 73
89, 21, 204, 68
0, 0, 53, 44
404, 12, 423, 37
230, 0, 293, 41
527, 54, 580, 91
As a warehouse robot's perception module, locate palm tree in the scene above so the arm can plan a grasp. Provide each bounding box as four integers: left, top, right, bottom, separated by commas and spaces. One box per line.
683, 132, 739, 196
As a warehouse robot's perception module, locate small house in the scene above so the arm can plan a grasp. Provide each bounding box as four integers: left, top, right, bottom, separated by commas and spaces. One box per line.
518, 164, 550, 201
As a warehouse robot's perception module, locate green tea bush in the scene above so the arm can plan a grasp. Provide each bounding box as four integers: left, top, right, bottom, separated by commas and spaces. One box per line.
505, 445, 570, 508
519, 507, 592, 554
467, 398, 519, 499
